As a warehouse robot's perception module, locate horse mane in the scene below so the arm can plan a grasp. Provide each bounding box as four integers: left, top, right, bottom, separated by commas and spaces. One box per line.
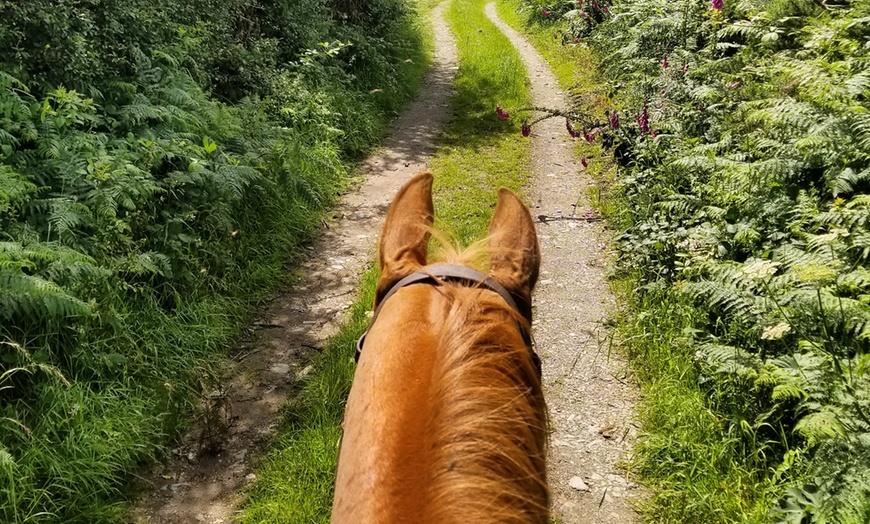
420, 236, 549, 524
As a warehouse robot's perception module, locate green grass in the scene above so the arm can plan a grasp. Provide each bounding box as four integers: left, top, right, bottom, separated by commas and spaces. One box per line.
497, 3, 779, 522
239, 0, 533, 520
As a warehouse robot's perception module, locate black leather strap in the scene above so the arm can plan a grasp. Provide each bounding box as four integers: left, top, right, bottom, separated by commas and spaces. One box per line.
355, 265, 541, 378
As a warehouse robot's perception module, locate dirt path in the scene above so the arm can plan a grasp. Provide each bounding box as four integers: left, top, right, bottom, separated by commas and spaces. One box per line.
484, 4, 642, 523
128, 5, 458, 523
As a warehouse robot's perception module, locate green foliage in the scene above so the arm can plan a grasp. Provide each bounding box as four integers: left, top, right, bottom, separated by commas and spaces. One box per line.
0, 0, 428, 521
516, 0, 870, 520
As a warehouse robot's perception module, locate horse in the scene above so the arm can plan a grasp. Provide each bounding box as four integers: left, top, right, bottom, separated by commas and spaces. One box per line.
331, 172, 548, 523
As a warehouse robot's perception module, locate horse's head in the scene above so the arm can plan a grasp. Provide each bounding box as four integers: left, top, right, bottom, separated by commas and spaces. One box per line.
376, 172, 539, 314
333, 172, 548, 524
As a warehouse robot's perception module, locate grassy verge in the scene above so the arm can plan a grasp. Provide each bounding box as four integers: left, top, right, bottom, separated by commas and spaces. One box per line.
498, 2, 781, 522
239, 0, 533, 521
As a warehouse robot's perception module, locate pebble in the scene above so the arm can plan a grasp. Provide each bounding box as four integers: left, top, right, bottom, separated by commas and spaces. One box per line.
269, 363, 290, 374
569, 476, 590, 492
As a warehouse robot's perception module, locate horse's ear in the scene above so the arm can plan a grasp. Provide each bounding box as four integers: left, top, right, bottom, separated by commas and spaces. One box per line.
488, 188, 540, 318
376, 172, 434, 303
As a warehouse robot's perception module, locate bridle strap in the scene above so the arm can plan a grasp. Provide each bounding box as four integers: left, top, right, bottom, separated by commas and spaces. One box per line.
355, 264, 541, 377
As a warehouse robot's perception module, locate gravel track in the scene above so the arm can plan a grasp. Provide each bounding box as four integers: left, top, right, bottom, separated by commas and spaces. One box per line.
484, 4, 643, 522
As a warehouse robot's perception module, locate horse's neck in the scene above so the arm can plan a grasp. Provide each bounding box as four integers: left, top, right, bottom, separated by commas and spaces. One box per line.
333, 287, 444, 523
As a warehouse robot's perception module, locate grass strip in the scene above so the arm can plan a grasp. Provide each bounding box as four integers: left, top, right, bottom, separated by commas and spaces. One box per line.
239, 0, 533, 521
496, 3, 776, 521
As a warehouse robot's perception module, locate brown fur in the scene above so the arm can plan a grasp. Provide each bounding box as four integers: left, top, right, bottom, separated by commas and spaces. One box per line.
332, 173, 547, 523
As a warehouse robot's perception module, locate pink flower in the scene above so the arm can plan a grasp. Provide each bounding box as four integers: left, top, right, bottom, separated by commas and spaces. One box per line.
683, 60, 690, 74
592, 0, 599, 11
566, 119, 581, 138
574, 37, 579, 44
609, 110, 619, 129
637, 104, 650, 135
662, 54, 669, 69
729, 81, 742, 89
651, 130, 658, 138
581, 157, 589, 168
583, 128, 598, 142
711, 0, 724, 10
577, 0, 583, 5
496, 105, 510, 120
542, 8, 551, 17
522, 121, 532, 137
603, 5, 609, 14
580, 11, 589, 18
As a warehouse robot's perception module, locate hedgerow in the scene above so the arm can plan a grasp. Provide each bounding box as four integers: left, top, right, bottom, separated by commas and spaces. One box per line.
513, 0, 870, 521
0, 0, 426, 522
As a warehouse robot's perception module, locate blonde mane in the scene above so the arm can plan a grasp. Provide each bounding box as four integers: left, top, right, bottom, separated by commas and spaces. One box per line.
422, 235, 549, 523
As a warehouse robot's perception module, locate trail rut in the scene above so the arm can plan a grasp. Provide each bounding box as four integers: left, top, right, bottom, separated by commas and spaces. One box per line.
129, 5, 458, 523
484, 4, 643, 522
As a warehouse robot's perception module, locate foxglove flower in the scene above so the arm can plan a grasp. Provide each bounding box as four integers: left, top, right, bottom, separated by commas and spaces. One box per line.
602, 6, 609, 14
637, 104, 650, 135
577, 0, 583, 5
580, 11, 589, 18
662, 54, 668, 69
566, 119, 581, 138
581, 157, 589, 168
542, 8, 551, 17
522, 121, 532, 137
574, 37, 579, 44
583, 128, 597, 142
609, 110, 619, 129
711, 0, 723, 10
592, 0, 599, 11
729, 81, 742, 89
683, 60, 690, 74
496, 105, 509, 120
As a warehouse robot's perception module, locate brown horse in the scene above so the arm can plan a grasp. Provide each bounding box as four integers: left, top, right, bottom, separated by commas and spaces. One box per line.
332, 173, 548, 524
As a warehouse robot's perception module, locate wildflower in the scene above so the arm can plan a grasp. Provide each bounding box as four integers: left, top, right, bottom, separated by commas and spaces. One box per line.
574, 37, 579, 44
609, 110, 619, 129
577, 0, 583, 5
566, 119, 581, 138
592, 0, 599, 11
522, 121, 532, 137
581, 157, 589, 168
542, 7, 551, 17
637, 104, 650, 135
742, 259, 779, 280
496, 105, 510, 120
602, 6, 609, 14
651, 130, 657, 139
761, 322, 791, 340
683, 60, 690, 74
729, 81, 742, 89
711, 0, 723, 10
662, 54, 668, 69
580, 11, 589, 18
583, 128, 597, 142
